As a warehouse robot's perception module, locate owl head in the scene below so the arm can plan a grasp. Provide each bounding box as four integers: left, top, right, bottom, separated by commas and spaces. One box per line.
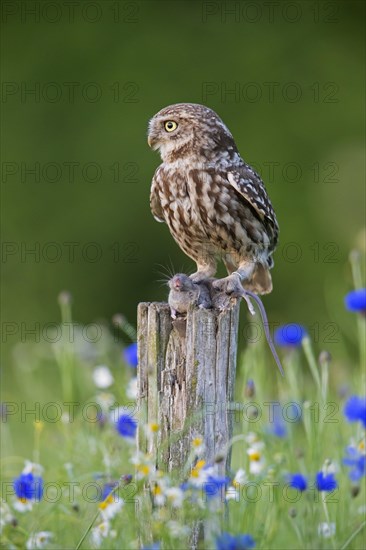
147, 103, 237, 163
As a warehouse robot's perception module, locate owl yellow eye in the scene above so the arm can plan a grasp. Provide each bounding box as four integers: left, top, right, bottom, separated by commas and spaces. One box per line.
164, 120, 178, 132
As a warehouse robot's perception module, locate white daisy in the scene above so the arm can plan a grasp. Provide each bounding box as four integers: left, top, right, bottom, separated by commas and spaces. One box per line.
165, 487, 185, 508
26, 531, 53, 549
126, 377, 138, 399
318, 522, 336, 538
247, 447, 265, 475
93, 365, 114, 389
99, 495, 124, 521
90, 522, 111, 547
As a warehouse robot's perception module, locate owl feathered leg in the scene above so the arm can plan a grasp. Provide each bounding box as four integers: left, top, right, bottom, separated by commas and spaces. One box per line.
189, 258, 217, 283
245, 263, 273, 294
222, 258, 273, 295
212, 260, 258, 314
214, 259, 255, 290
223, 257, 237, 275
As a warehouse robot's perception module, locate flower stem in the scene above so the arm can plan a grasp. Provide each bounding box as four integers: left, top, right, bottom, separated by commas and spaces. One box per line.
33, 421, 43, 465
321, 495, 336, 550
302, 337, 321, 394
289, 519, 304, 548
349, 250, 363, 290
113, 313, 137, 341
75, 478, 121, 550
57, 292, 74, 404
75, 509, 100, 550
340, 520, 366, 550
349, 251, 366, 371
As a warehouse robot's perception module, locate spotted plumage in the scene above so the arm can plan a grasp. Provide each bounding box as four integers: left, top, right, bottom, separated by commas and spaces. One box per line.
148, 103, 279, 294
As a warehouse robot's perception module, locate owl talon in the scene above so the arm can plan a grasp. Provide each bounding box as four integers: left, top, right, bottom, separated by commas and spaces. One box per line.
211, 274, 255, 315
189, 274, 206, 284
212, 273, 242, 295
189, 272, 212, 284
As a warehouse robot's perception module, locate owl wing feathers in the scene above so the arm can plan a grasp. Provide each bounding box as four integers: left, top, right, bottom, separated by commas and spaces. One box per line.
150, 163, 279, 244
226, 164, 279, 247
150, 169, 165, 223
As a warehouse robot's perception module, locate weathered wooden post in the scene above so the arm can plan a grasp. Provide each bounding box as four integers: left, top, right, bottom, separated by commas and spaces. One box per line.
137, 300, 240, 475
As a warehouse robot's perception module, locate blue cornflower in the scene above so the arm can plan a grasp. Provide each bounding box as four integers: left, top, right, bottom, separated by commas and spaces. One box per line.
116, 414, 137, 438
269, 420, 287, 437
315, 472, 337, 491
344, 396, 366, 428
286, 402, 302, 422
216, 532, 255, 550
204, 475, 230, 498
142, 545, 160, 550
13, 472, 43, 501
344, 289, 366, 313
100, 482, 118, 501
343, 446, 366, 481
288, 473, 307, 491
123, 343, 138, 368
274, 324, 307, 347
267, 404, 287, 438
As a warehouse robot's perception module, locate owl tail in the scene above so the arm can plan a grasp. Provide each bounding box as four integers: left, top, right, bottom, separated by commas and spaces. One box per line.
244, 263, 273, 295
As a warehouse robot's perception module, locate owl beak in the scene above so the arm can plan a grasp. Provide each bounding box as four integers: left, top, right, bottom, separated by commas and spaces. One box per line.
147, 134, 156, 148
148, 131, 161, 150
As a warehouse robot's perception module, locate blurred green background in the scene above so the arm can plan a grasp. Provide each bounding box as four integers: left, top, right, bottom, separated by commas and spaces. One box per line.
2, 0, 365, 368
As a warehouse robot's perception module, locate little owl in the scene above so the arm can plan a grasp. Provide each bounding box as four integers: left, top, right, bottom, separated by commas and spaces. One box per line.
147, 103, 279, 297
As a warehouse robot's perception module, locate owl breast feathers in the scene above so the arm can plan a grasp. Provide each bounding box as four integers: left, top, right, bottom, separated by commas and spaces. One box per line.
148, 103, 279, 295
